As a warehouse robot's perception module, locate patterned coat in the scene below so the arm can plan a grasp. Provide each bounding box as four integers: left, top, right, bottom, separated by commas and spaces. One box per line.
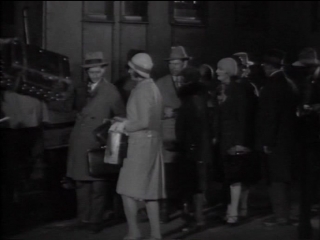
67, 79, 125, 181
116, 79, 166, 200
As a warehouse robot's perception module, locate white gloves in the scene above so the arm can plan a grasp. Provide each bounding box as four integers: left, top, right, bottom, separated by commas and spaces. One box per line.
109, 119, 127, 135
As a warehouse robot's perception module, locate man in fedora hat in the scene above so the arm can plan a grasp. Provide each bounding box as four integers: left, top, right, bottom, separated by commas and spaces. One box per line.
287, 47, 320, 238
156, 46, 191, 223
292, 48, 320, 67
66, 51, 125, 233
233, 52, 260, 97
256, 49, 300, 227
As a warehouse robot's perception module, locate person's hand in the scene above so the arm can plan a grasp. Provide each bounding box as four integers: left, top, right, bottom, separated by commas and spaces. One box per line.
263, 146, 273, 154
113, 116, 127, 122
227, 145, 250, 155
109, 121, 126, 133
303, 104, 312, 111
212, 138, 218, 145
164, 107, 175, 118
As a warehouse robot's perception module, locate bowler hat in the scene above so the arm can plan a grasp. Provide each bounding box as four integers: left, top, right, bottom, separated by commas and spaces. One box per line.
233, 52, 254, 66
262, 49, 286, 67
164, 46, 192, 61
292, 48, 320, 66
82, 51, 109, 68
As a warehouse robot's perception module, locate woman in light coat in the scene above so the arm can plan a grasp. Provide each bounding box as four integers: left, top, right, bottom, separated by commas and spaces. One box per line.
111, 53, 166, 240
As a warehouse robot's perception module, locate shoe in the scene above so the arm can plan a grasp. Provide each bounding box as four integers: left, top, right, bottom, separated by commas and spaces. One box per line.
263, 216, 289, 227
88, 222, 104, 234
226, 216, 239, 225
239, 208, 248, 218
181, 221, 198, 232
160, 210, 169, 223
123, 236, 143, 240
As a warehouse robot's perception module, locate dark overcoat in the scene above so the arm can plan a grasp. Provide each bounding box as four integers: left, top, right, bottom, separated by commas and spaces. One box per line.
256, 71, 299, 182
214, 81, 256, 154
67, 79, 125, 181
175, 82, 212, 195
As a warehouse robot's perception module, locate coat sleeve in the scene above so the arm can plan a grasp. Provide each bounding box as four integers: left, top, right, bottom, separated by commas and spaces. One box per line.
257, 83, 280, 148
111, 89, 126, 118
125, 87, 151, 132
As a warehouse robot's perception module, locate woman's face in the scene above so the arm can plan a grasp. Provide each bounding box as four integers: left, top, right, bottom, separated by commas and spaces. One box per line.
128, 67, 144, 82
216, 67, 231, 85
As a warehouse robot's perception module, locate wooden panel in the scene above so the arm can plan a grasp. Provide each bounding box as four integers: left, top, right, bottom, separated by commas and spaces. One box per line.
82, 22, 113, 82
148, 1, 171, 80
119, 23, 147, 77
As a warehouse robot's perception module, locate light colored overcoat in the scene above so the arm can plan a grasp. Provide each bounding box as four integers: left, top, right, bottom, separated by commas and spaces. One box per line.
116, 79, 166, 200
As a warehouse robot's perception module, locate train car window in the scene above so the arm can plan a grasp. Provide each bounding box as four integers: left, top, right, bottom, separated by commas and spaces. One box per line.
313, 1, 320, 32
170, 1, 206, 26
121, 1, 148, 23
83, 1, 114, 21
1, 1, 15, 25
235, 1, 268, 31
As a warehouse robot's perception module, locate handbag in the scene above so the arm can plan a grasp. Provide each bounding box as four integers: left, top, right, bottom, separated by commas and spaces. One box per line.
87, 131, 128, 178
87, 146, 122, 178
92, 119, 112, 145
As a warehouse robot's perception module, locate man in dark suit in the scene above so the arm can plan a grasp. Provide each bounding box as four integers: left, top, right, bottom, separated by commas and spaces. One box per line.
66, 52, 125, 233
257, 49, 299, 227
287, 48, 320, 239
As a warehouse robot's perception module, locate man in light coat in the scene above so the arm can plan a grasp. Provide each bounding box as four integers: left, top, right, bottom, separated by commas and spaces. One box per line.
156, 46, 191, 222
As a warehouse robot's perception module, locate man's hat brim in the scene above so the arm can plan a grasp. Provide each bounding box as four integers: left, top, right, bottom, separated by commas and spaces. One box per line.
82, 62, 109, 69
292, 59, 320, 67
247, 61, 254, 66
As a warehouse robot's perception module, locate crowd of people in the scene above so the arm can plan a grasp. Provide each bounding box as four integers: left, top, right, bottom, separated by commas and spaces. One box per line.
1, 45, 320, 240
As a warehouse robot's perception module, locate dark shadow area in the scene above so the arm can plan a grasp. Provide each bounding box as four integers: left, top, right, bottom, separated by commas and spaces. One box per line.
1, 147, 77, 238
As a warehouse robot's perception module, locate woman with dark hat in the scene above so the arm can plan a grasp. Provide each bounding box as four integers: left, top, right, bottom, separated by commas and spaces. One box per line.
175, 66, 212, 230
110, 53, 166, 240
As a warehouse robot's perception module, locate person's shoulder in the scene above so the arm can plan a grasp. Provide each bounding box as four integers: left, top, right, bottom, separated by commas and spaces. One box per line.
101, 80, 122, 96
156, 74, 171, 85
101, 80, 117, 90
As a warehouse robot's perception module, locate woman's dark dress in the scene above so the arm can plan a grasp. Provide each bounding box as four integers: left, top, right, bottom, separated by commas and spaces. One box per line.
214, 81, 259, 184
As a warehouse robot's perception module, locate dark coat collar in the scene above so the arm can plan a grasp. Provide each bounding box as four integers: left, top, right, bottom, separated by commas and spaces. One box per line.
177, 81, 205, 99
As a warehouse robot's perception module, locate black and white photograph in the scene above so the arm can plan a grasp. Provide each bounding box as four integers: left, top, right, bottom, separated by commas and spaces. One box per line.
1, 1, 320, 240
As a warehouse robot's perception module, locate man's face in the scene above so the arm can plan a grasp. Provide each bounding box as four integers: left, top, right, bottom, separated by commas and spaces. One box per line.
87, 66, 105, 83
262, 63, 274, 77
169, 59, 186, 76
241, 65, 251, 78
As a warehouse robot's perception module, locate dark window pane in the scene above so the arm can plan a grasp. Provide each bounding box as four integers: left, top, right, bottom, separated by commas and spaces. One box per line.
84, 1, 113, 20
121, 1, 148, 22
1, 1, 15, 24
172, 1, 206, 24
235, 1, 268, 31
